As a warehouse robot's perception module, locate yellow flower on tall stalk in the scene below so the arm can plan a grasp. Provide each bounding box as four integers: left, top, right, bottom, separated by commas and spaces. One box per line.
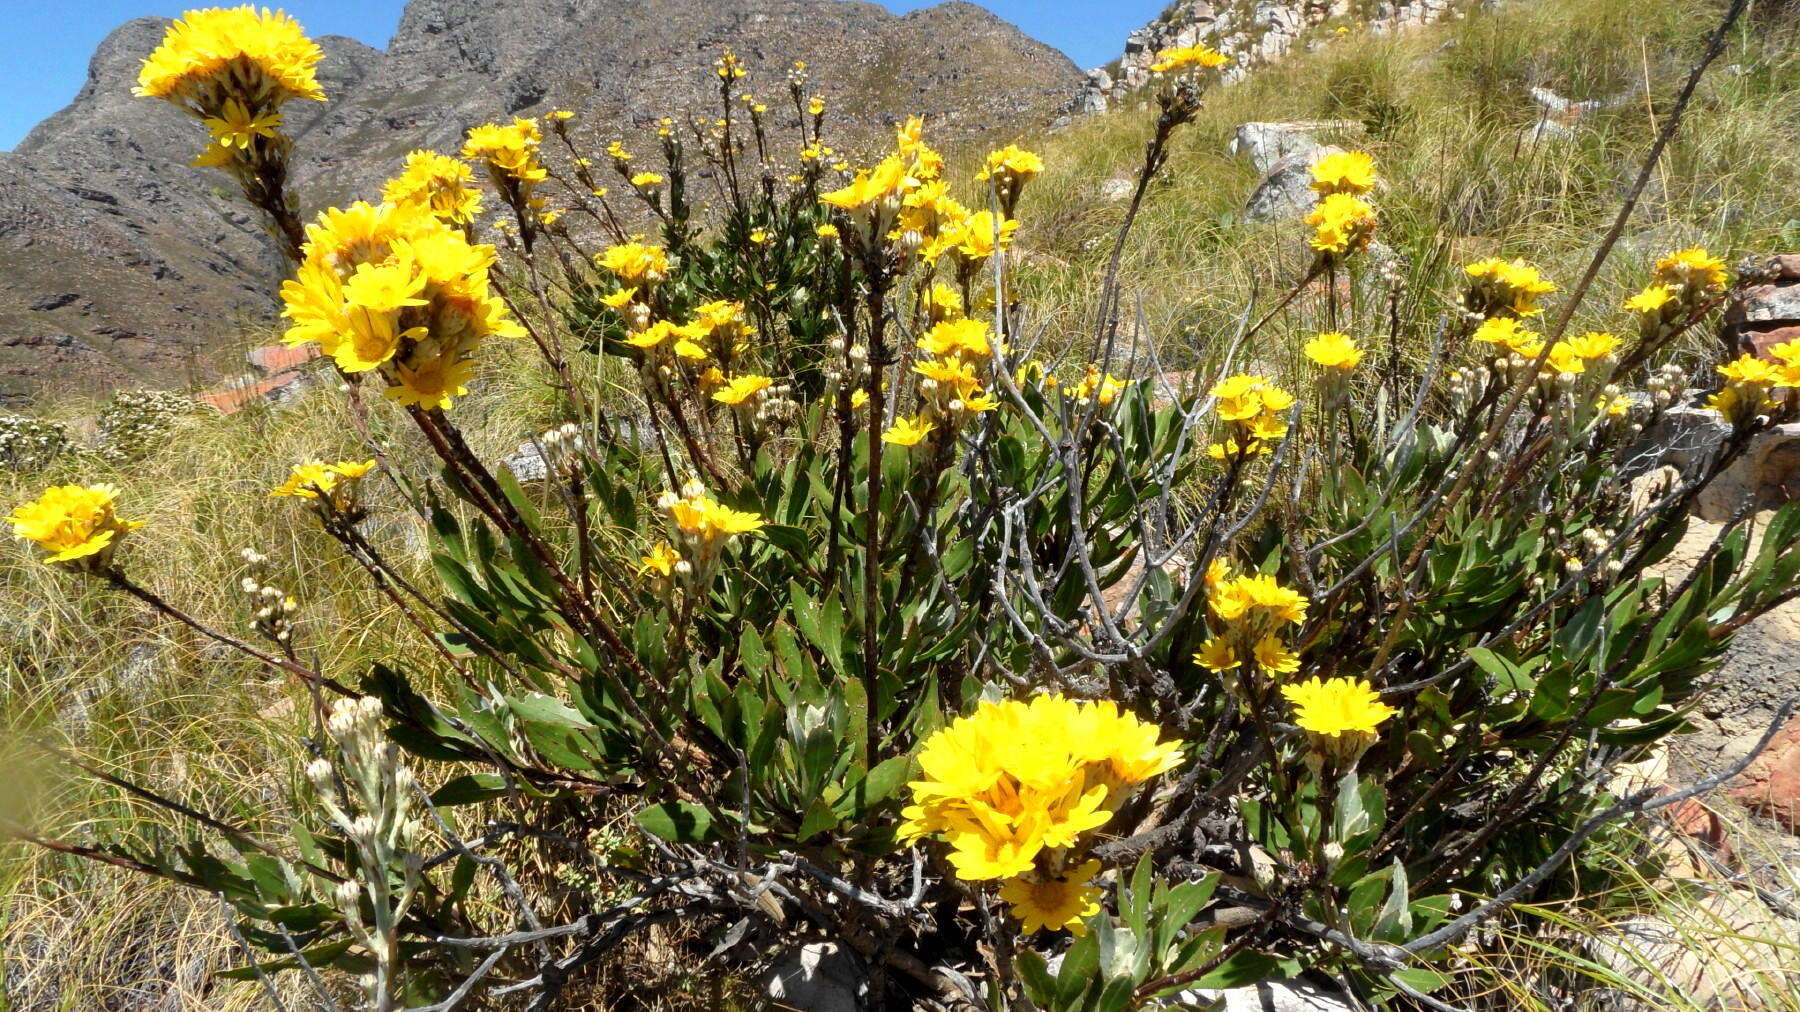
10, 484, 144, 568
381, 150, 484, 225
462, 118, 547, 184
976, 144, 1044, 214
1309, 151, 1377, 196
1280, 676, 1398, 766
279, 200, 523, 409
1194, 636, 1239, 672
1304, 332, 1363, 370
1305, 193, 1376, 257
1149, 44, 1231, 74
901, 695, 1182, 932
136, 7, 325, 105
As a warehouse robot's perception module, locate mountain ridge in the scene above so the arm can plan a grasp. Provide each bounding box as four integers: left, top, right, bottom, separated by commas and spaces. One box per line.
0, 0, 1082, 405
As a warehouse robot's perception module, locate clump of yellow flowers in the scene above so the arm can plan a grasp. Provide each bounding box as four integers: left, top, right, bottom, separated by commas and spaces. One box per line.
647, 481, 766, 594
1194, 561, 1309, 679
1301, 150, 1380, 260
279, 200, 525, 409
462, 118, 549, 222
1461, 258, 1558, 320
134, 5, 324, 166
1625, 247, 1730, 341
1709, 353, 1795, 426
9, 484, 144, 570
885, 318, 1001, 448
900, 695, 1183, 935
270, 459, 377, 515
1207, 374, 1294, 459
381, 150, 484, 226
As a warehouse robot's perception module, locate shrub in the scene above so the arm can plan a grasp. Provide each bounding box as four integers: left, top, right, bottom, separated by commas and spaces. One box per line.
6, 5, 1799, 1009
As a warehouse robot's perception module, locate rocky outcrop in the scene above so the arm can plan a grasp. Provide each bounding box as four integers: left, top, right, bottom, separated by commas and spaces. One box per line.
1077, 0, 1468, 114
0, 0, 1084, 405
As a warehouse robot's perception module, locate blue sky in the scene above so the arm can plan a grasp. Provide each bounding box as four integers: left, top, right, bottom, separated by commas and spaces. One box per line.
0, 0, 1162, 150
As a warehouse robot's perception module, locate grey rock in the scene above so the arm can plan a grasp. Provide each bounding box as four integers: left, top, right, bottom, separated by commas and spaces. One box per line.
1244, 147, 1343, 224
1695, 422, 1800, 523
1636, 405, 1800, 522
1229, 121, 1332, 174
1099, 178, 1136, 201
760, 942, 868, 1010
502, 440, 550, 484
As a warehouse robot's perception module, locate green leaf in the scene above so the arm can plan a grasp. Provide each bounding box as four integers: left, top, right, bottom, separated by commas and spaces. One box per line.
636, 801, 718, 843
432, 773, 511, 806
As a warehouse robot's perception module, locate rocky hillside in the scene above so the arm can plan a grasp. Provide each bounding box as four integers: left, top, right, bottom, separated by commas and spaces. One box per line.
0, 0, 1082, 405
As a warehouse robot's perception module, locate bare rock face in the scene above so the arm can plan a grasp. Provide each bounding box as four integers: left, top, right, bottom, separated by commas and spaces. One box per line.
0, 0, 1083, 405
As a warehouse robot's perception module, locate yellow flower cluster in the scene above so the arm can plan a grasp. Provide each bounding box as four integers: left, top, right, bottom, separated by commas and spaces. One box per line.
1625, 247, 1730, 340
1708, 352, 1796, 425
1472, 319, 1619, 379
886, 318, 1001, 447
381, 150, 484, 225
10, 484, 144, 568
975, 144, 1044, 214
1149, 44, 1231, 74
900, 695, 1183, 934
1462, 258, 1558, 319
1069, 364, 1127, 407
821, 119, 1021, 271
1280, 676, 1397, 765
134, 6, 325, 167
279, 200, 524, 409
462, 118, 548, 217
269, 459, 375, 512
1208, 374, 1294, 459
597, 242, 670, 289
1305, 192, 1377, 257
1309, 151, 1377, 197
650, 482, 765, 587
1193, 562, 1309, 677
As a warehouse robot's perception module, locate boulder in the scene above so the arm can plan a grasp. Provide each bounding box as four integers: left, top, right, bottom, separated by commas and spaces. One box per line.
1228, 121, 1352, 174
1245, 147, 1342, 224
1693, 422, 1800, 522
1729, 712, 1800, 832
1589, 889, 1799, 1009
